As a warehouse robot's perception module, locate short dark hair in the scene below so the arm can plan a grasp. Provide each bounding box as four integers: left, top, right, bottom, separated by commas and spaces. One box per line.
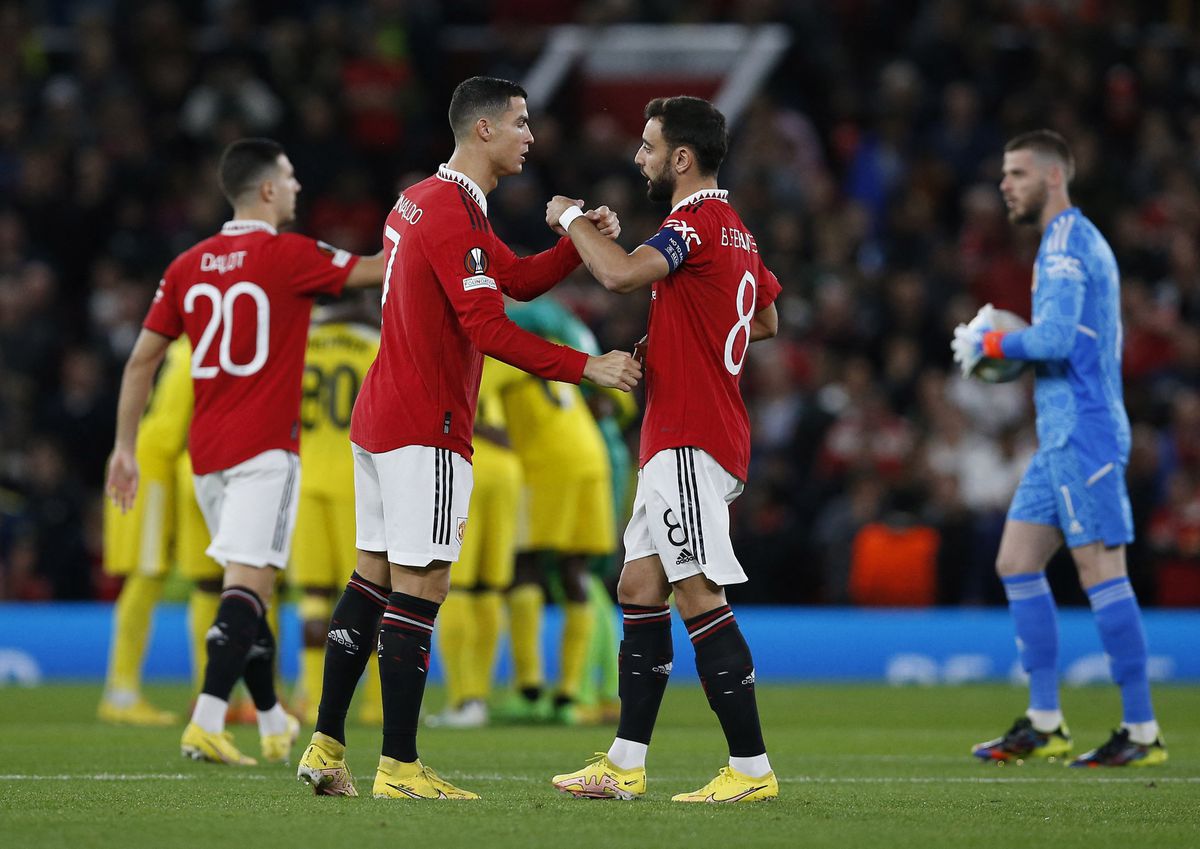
1005, 129, 1075, 182
644, 96, 728, 176
448, 76, 528, 141
218, 138, 285, 204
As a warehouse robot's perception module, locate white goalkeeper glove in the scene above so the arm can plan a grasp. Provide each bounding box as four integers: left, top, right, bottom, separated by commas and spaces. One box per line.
950, 303, 997, 378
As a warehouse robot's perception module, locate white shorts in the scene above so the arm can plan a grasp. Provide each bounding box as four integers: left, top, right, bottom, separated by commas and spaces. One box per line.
623, 447, 746, 586
193, 449, 300, 569
353, 443, 473, 566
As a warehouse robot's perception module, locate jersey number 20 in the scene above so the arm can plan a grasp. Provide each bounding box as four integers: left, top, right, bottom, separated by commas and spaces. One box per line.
184, 281, 270, 378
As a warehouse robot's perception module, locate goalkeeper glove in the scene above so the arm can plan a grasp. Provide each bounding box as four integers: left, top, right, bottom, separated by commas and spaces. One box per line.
951, 322, 984, 378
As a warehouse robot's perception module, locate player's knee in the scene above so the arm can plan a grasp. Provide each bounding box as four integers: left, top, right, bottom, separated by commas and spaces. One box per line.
560, 558, 589, 603
512, 554, 541, 587
615, 571, 667, 607
194, 578, 222, 594
993, 550, 1027, 578
302, 618, 327, 647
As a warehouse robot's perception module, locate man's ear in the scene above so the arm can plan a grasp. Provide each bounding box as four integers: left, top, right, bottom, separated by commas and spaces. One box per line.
260, 179, 275, 203
673, 146, 692, 175
476, 118, 492, 142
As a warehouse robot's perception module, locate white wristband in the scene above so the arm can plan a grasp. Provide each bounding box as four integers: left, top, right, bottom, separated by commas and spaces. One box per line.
558, 205, 585, 231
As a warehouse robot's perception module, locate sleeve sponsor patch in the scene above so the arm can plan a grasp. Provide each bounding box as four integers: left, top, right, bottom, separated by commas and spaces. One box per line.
1043, 254, 1084, 280
463, 274, 497, 291
316, 241, 352, 268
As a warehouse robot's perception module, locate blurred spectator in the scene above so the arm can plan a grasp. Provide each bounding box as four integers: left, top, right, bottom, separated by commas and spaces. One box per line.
1148, 471, 1200, 607
13, 438, 92, 601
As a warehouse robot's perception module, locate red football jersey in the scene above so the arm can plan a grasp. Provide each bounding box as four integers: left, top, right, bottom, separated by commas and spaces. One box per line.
143, 220, 355, 474
350, 165, 588, 460
639, 189, 781, 481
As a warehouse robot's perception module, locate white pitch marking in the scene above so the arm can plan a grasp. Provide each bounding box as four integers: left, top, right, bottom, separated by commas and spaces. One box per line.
0, 773, 270, 781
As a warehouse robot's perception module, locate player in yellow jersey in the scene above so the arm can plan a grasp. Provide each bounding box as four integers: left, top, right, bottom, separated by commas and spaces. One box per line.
99, 338, 223, 723
498, 358, 615, 723
426, 356, 526, 728
290, 301, 382, 726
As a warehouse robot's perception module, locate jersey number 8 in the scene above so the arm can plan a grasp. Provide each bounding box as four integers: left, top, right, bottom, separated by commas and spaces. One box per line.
723, 270, 756, 376
184, 281, 270, 378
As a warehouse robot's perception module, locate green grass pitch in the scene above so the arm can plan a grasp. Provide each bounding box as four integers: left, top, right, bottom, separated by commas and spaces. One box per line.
2, 682, 1198, 848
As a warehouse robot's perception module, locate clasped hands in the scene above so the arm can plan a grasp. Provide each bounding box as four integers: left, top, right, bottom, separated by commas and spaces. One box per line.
546, 196, 620, 240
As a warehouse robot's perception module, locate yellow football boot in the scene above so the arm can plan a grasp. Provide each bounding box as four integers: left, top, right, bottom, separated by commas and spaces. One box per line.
551, 753, 646, 800
296, 732, 358, 796
372, 756, 480, 800
261, 712, 302, 764
180, 722, 257, 765
671, 766, 778, 803
98, 697, 178, 727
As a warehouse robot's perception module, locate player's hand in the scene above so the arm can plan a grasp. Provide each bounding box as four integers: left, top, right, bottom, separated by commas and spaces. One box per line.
546, 195, 584, 236
951, 323, 984, 378
583, 350, 642, 392
585, 205, 621, 241
105, 447, 139, 513
632, 334, 648, 367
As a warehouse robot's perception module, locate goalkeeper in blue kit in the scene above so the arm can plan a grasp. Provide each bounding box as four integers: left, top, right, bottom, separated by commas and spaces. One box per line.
952, 130, 1166, 767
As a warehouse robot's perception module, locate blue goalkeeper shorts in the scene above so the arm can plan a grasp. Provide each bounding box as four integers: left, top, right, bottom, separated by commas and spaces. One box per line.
1008, 446, 1134, 548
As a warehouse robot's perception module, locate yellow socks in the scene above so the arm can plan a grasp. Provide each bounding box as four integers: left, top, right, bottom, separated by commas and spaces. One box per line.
557, 601, 595, 702
298, 594, 332, 721
463, 589, 504, 702
105, 573, 164, 697
507, 583, 544, 691
187, 587, 221, 694
436, 590, 473, 708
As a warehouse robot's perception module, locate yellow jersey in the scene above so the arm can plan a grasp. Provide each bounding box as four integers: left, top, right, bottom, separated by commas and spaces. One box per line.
499, 371, 608, 478
137, 337, 193, 477
300, 321, 380, 498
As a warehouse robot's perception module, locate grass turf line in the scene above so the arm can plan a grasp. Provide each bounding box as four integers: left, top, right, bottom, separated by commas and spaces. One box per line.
1, 683, 1197, 849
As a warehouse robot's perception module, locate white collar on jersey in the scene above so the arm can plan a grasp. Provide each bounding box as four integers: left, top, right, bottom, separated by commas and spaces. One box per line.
670, 188, 729, 214
221, 219, 278, 236
436, 164, 488, 216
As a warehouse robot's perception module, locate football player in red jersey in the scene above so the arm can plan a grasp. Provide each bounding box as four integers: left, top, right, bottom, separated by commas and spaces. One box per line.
295, 76, 641, 800
547, 96, 782, 803
106, 138, 386, 767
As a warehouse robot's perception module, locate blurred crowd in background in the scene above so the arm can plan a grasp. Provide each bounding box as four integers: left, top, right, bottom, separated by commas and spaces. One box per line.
1, 1, 1198, 608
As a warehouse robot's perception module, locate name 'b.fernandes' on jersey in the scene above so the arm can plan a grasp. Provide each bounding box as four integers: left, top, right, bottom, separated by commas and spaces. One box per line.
640, 189, 781, 482
349, 165, 589, 461
143, 220, 357, 475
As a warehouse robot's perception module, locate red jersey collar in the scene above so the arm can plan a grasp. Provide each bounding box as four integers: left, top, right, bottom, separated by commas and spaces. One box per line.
437, 165, 487, 216
221, 219, 278, 236
670, 188, 729, 214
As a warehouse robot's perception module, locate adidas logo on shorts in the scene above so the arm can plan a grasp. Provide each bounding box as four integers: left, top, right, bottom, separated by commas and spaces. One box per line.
676, 548, 697, 566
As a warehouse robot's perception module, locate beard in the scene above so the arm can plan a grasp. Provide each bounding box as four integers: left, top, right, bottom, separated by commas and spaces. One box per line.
1008, 182, 1047, 225
646, 167, 675, 203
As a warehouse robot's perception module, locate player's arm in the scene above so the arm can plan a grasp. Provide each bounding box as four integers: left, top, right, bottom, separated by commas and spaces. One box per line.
984, 258, 1084, 362
487, 235, 583, 302
546, 196, 667, 294
750, 302, 778, 342
343, 251, 386, 288
106, 328, 173, 512
436, 246, 641, 391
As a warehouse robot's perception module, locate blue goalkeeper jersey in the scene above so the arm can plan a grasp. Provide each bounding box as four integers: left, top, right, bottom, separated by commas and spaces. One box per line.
999, 207, 1130, 462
